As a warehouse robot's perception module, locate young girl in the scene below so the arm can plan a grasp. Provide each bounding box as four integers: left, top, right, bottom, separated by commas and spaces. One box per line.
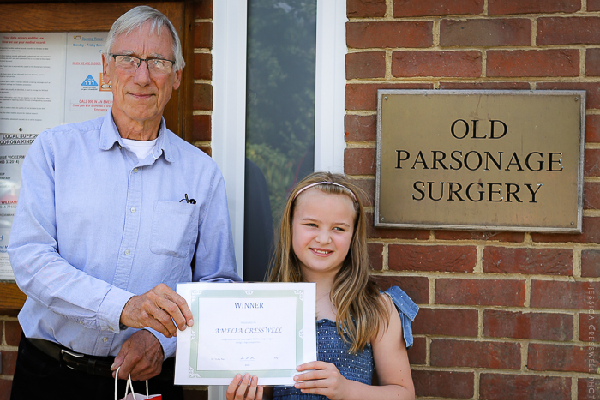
227, 172, 418, 400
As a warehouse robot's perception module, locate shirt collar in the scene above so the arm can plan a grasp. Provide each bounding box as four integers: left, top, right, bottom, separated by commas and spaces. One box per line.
99, 108, 175, 163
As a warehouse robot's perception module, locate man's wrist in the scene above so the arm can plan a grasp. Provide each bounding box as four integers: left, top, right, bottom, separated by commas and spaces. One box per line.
119, 296, 133, 330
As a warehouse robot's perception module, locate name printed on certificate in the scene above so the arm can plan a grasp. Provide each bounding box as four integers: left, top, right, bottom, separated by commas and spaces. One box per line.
175, 282, 317, 386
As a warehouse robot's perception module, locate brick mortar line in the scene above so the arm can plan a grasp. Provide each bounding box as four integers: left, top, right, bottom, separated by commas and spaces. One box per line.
193, 141, 211, 147
586, 142, 600, 148
374, 271, 600, 283
410, 365, 600, 377
348, 175, 374, 181
482, 49, 487, 78
348, 174, 375, 179
474, 372, 481, 400
346, 77, 600, 83
369, 240, 596, 249
409, 306, 595, 317
477, 308, 484, 338
525, 277, 532, 307
194, 79, 212, 84
575, 248, 583, 278
385, 0, 393, 19
194, 48, 211, 54
346, 12, 600, 23
584, 209, 600, 217
432, 19, 441, 48
371, 269, 600, 281
425, 336, 431, 366
586, 177, 600, 182
345, 141, 375, 148
382, 243, 389, 272
581, 48, 587, 77
0, 316, 17, 321
409, 336, 600, 347
348, 46, 600, 52
475, 245, 484, 273
192, 111, 212, 116
575, 309, 582, 347
383, 49, 390, 79
531, 17, 537, 47
520, 340, 529, 371
194, 19, 212, 23
345, 110, 377, 116
483, 0, 489, 15
429, 274, 436, 306
368, 240, 600, 252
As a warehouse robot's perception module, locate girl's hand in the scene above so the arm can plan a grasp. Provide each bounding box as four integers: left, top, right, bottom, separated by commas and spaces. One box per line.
226, 374, 264, 400
293, 361, 349, 399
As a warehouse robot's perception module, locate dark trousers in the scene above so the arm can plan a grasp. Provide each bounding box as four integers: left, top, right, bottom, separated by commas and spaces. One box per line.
10, 335, 183, 400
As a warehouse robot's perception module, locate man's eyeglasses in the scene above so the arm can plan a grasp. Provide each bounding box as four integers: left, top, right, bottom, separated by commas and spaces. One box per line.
110, 54, 175, 75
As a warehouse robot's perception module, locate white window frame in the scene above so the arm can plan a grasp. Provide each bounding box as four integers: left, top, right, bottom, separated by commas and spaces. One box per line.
211, 0, 347, 282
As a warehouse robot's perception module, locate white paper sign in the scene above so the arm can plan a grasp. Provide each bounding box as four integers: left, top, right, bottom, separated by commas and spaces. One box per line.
175, 282, 317, 386
64, 32, 112, 123
0, 33, 66, 134
0, 133, 37, 280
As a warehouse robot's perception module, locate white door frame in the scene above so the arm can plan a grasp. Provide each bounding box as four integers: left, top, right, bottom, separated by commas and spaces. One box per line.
210, 2, 345, 398
211, 0, 347, 289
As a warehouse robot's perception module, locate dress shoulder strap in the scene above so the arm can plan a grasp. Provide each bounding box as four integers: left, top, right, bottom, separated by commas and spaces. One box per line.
383, 286, 419, 349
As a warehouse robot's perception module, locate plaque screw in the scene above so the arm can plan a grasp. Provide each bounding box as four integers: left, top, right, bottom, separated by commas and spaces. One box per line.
384, 96, 388, 100
575, 97, 579, 101
571, 222, 574, 225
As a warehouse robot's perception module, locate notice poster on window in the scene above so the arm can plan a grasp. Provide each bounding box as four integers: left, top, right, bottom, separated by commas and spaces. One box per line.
65, 33, 112, 122
0, 134, 35, 280
0, 32, 110, 280
0, 33, 66, 134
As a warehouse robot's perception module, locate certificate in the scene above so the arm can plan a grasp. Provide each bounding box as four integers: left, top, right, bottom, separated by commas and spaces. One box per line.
175, 282, 317, 386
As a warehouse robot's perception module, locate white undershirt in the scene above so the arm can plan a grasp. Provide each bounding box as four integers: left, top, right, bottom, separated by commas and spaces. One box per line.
122, 137, 158, 161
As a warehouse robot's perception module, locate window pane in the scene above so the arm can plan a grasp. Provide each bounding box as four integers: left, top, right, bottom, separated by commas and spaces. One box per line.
243, 0, 316, 281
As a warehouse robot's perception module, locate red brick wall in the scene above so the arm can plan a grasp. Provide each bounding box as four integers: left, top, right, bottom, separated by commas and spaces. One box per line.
346, 0, 600, 399
192, 0, 213, 157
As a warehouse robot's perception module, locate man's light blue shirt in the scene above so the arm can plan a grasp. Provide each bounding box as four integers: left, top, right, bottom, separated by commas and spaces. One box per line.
8, 110, 240, 358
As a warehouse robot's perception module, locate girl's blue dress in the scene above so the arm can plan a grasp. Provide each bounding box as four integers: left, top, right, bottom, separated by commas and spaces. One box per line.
272, 286, 418, 400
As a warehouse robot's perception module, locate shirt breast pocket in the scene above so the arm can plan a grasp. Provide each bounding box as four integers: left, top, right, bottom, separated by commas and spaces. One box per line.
150, 201, 199, 258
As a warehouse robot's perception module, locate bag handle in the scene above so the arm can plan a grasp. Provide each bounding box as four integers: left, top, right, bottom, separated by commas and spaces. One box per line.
114, 366, 150, 400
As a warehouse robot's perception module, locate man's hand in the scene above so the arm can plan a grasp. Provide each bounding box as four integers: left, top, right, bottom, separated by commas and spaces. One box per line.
111, 329, 164, 381
120, 283, 193, 338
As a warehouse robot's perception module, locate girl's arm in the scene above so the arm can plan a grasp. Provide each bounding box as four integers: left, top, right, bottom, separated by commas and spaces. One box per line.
293, 296, 415, 400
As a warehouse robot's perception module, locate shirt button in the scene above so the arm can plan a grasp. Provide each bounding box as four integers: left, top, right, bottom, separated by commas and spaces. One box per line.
103, 337, 108, 342
124, 249, 130, 256
130, 207, 135, 213
134, 168, 138, 173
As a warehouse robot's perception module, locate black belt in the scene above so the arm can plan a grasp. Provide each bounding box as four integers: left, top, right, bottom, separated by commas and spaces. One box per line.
26, 336, 176, 381
28, 337, 114, 378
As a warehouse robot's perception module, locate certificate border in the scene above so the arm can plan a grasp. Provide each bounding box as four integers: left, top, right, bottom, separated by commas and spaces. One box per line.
175, 282, 317, 386
188, 289, 304, 378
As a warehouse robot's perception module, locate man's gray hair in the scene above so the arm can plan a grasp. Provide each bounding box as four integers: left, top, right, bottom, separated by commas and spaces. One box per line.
103, 6, 185, 71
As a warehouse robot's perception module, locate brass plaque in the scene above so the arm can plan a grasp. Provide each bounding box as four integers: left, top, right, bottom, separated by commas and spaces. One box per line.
375, 90, 585, 232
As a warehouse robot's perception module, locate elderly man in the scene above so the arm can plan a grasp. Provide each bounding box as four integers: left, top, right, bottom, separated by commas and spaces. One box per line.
8, 6, 239, 400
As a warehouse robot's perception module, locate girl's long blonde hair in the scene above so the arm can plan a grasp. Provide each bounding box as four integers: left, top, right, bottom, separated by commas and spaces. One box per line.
268, 172, 389, 352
